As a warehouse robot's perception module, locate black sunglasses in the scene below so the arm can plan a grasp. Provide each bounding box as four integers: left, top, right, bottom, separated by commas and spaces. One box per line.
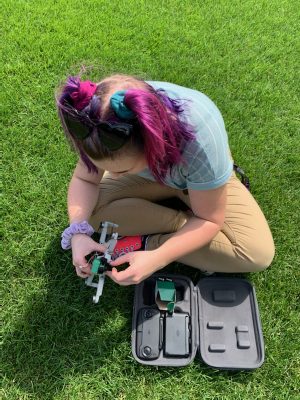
61, 107, 134, 151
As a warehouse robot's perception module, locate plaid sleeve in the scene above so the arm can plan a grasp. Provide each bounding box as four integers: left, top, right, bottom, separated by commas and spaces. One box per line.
183, 105, 233, 190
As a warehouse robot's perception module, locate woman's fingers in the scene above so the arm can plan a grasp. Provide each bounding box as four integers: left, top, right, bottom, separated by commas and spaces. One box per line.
106, 265, 138, 286
95, 242, 108, 253
75, 266, 88, 278
71, 235, 108, 279
74, 262, 91, 278
110, 253, 131, 266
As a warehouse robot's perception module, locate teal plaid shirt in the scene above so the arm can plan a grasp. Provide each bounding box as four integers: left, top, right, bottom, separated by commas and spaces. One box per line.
136, 81, 233, 191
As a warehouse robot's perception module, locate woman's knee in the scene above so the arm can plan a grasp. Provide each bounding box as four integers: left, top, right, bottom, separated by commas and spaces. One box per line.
235, 236, 275, 272
253, 242, 275, 271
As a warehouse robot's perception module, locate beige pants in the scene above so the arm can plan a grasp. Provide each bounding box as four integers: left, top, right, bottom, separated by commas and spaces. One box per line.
89, 172, 275, 273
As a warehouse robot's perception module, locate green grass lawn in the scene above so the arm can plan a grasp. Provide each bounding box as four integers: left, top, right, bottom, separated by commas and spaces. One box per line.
1, 0, 299, 399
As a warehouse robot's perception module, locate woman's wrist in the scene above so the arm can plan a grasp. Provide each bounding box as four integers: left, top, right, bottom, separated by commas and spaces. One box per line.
149, 248, 170, 270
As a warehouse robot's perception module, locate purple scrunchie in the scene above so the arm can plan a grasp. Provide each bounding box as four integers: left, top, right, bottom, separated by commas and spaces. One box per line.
61, 221, 95, 250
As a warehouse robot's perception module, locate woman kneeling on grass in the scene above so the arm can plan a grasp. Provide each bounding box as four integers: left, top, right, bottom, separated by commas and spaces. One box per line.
56, 73, 275, 285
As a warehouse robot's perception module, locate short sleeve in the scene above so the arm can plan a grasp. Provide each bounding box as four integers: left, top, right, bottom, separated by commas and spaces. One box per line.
185, 147, 233, 190
182, 99, 233, 190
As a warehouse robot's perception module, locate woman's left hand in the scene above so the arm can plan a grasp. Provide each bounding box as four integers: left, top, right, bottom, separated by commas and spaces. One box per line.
106, 250, 165, 286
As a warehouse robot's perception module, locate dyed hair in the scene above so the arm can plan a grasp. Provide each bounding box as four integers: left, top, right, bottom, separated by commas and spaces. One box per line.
56, 74, 196, 183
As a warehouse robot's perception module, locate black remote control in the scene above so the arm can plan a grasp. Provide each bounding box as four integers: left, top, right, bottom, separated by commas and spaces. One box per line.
136, 308, 163, 360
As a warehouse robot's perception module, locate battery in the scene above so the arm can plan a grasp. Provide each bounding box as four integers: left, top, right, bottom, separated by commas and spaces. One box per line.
164, 312, 190, 357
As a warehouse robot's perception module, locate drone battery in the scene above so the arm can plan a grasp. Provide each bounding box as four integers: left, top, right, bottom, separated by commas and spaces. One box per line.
164, 312, 190, 357
136, 308, 163, 360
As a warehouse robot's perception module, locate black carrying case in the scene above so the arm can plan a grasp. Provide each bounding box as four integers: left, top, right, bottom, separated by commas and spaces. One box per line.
131, 273, 264, 370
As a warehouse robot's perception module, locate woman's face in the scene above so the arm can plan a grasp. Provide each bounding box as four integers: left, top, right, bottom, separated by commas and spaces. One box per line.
91, 151, 148, 178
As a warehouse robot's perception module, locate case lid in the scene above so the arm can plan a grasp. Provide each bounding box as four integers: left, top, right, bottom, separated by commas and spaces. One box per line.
197, 278, 264, 370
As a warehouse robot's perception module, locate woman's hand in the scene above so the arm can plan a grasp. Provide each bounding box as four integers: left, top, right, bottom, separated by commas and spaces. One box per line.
106, 250, 165, 286
71, 234, 107, 278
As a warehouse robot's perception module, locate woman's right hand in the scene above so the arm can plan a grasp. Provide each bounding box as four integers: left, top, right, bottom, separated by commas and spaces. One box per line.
71, 234, 107, 278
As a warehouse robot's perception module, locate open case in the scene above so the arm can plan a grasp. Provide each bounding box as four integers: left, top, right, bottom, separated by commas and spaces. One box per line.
131, 273, 264, 370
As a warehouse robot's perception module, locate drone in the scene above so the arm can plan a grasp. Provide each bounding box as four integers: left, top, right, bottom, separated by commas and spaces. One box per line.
85, 221, 119, 303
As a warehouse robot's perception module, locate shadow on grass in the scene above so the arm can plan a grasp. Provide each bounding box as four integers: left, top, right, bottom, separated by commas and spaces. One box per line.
2, 235, 134, 397
2, 234, 253, 399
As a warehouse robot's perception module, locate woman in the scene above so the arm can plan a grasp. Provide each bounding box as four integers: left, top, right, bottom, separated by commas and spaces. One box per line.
57, 73, 275, 286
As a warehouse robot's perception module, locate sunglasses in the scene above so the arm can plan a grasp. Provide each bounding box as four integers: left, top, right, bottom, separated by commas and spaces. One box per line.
61, 106, 134, 151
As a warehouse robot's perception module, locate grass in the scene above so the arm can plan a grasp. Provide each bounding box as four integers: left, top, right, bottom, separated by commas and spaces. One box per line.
1, 0, 299, 399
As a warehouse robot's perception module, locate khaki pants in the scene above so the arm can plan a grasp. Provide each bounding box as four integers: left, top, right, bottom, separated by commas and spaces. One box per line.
89, 172, 275, 273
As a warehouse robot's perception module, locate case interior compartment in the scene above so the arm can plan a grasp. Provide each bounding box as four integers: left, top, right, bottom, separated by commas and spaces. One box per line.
132, 273, 197, 366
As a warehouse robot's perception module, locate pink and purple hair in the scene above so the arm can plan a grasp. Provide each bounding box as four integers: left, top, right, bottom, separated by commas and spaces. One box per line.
56, 75, 196, 183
